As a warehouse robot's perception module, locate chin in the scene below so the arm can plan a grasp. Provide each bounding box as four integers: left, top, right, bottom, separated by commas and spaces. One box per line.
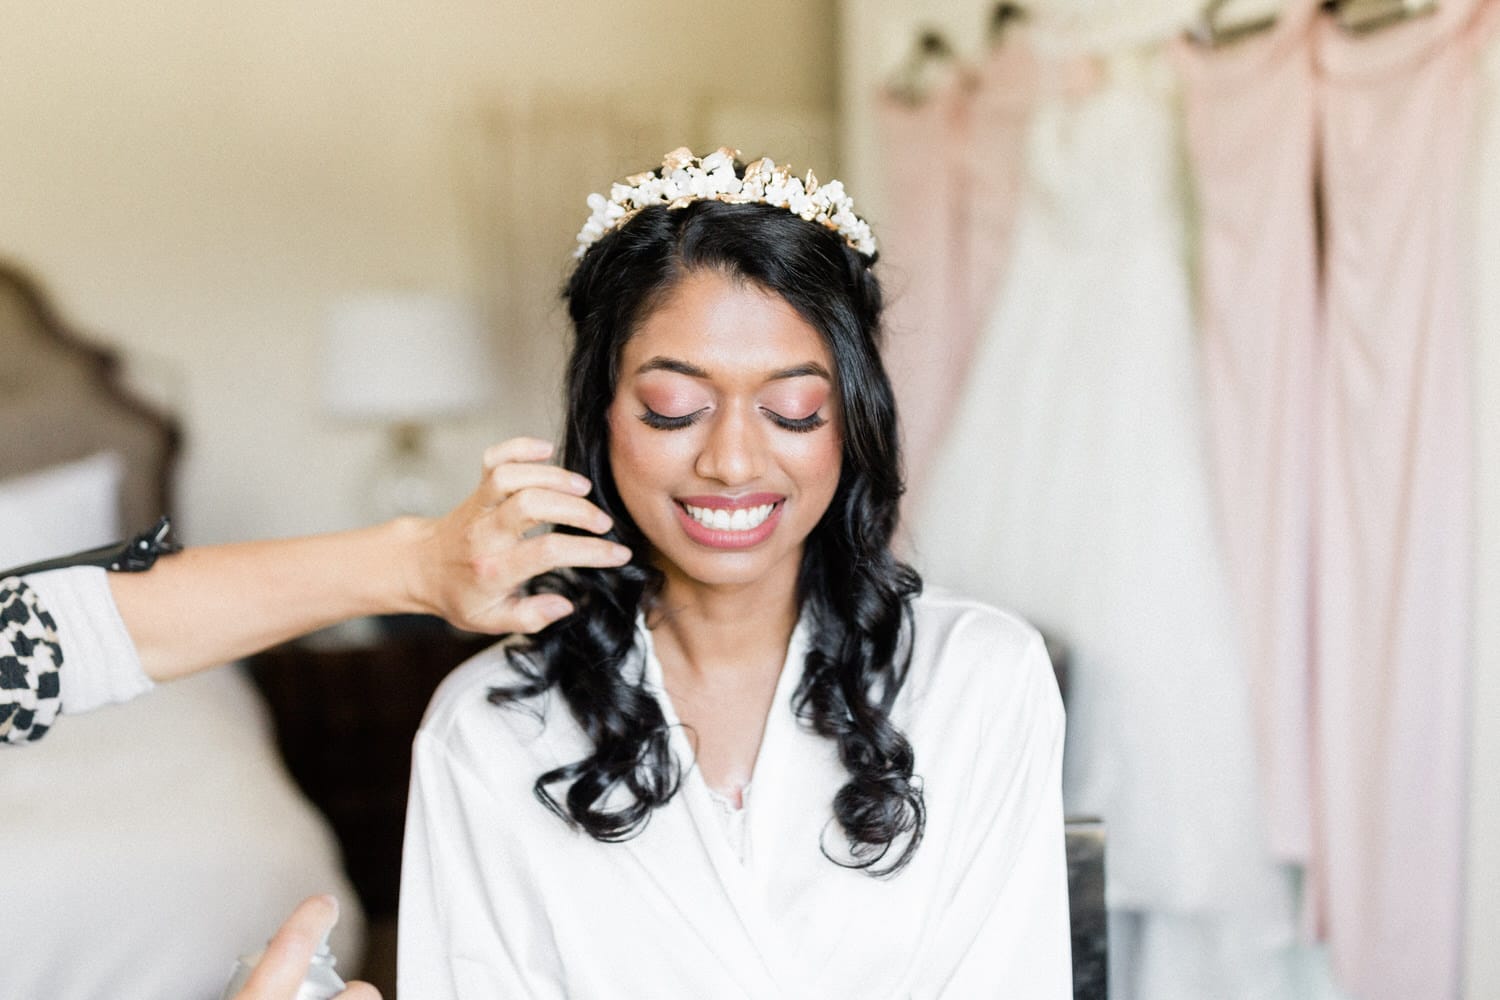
652, 541, 802, 593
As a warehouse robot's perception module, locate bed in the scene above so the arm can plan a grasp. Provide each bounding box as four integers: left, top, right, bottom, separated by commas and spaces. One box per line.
0, 259, 366, 999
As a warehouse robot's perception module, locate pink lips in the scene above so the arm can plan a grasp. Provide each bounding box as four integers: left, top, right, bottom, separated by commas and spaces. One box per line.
674, 493, 785, 549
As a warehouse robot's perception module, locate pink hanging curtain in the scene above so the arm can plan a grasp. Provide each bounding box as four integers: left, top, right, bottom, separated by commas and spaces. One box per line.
1313, 2, 1497, 996
1172, 2, 1321, 867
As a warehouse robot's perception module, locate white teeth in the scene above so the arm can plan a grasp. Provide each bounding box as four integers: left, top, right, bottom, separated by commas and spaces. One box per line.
684, 502, 775, 532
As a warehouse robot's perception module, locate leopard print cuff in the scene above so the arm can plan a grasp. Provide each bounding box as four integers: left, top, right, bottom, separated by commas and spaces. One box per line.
1, 576, 65, 744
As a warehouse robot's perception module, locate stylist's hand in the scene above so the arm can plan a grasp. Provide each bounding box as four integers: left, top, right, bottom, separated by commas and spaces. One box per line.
233, 895, 379, 1000
406, 436, 632, 634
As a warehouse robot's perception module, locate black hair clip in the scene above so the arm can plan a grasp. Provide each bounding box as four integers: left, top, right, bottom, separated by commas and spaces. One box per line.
0, 515, 184, 578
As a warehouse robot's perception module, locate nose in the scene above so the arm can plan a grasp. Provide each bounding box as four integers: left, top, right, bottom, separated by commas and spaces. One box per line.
694, 405, 765, 486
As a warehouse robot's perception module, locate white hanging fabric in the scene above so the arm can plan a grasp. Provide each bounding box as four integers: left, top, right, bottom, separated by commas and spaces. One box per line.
1025, 0, 1204, 54
1171, 0, 1320, 871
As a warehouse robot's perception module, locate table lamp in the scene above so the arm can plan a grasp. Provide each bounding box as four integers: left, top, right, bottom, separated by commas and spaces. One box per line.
322, 291, 494, 520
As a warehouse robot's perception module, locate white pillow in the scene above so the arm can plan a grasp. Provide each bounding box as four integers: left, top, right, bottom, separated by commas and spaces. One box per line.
0, 452, 123, 570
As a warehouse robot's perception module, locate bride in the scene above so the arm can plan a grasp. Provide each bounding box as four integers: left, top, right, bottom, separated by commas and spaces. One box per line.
398, 148, 1070, 998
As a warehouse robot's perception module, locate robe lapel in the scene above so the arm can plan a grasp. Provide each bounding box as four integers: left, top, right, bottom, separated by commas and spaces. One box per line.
531, 649, 776, 996
634, 617, 821, 997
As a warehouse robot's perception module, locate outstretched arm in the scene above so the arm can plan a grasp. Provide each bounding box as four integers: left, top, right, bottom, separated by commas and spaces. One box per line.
1, 437, 631, 743
110, 436, 630, 681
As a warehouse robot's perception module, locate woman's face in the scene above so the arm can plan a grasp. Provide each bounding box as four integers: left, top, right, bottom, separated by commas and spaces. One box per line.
606, 268, 843, 596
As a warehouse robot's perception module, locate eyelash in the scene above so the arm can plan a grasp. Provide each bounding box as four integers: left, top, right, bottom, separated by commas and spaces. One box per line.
768, 412, 828, 433
637, 407, 827, 434
638, 408, 701, 431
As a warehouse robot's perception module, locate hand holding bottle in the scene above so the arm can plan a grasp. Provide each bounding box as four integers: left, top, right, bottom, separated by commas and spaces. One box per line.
228, 896, 380, 1000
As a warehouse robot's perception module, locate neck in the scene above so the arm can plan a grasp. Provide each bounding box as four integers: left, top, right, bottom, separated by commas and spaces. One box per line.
647, 559, 801, 685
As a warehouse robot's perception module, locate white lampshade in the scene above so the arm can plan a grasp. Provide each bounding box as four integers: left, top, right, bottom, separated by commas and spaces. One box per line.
322, 292, 494, 421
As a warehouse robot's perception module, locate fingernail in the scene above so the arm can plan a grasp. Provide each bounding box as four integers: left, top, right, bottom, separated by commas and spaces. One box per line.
571, 474, 593, 494
312, 894, 340, 931
613, 545, 633, 562
540, 596, 574, 618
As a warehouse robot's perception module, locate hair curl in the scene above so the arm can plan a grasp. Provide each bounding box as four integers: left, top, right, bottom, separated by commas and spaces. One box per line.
490, 188, 925, 875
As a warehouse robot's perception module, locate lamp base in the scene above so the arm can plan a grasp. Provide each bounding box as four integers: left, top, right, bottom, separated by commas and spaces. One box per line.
367, 423, 444, 521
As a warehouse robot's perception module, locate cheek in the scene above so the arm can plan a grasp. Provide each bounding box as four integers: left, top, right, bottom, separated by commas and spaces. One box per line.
605, 405, 687, 511
787, 428, 843, 504
606, 406, 648, 485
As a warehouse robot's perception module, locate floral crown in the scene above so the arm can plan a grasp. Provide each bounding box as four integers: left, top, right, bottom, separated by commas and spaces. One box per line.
574, 146, 877, 260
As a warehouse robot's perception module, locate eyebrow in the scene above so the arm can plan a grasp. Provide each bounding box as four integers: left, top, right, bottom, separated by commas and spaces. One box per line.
635, 356, 833, 382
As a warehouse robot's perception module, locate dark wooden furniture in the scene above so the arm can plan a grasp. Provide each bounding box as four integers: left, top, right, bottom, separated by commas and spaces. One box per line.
1066, 817, 1109, 999
245, 616, 496, 918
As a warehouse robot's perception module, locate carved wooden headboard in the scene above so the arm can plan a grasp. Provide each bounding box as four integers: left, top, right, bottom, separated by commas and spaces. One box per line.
0, 259, 180, 532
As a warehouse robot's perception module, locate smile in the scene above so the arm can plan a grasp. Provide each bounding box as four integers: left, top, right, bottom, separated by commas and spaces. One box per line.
673, 494, 786, 549
681, 502, 776, 532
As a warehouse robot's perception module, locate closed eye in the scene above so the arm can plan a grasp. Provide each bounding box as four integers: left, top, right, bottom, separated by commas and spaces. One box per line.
639, 406, 707, 430
763, 409, 827, 433
639, 406, 827, 433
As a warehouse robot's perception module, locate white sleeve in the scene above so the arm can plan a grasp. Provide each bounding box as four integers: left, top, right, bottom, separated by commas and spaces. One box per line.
24, 566, 153, 714
929, 634, 1072, 999
399, 729, 569, 1000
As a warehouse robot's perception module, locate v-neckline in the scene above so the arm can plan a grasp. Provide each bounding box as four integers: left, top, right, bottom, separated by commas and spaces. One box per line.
627, 614, 812, 994
636, 611, 809, 863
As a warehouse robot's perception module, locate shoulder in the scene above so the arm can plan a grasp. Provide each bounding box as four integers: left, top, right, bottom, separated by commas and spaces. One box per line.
900, 586, 1062, 732
907, 585, 1044, 664
418, 641, 516, 738
416, 640, 583, 781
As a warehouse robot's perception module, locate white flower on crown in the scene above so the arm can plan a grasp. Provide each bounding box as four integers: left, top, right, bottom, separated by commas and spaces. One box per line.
573, 146, 877, 259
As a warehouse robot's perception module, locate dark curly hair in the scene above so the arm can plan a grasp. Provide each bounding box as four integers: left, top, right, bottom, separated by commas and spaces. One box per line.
489, 178, 925, 876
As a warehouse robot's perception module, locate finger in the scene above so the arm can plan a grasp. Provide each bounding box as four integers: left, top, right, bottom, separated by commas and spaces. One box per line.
488, 592, 577, 634
506, 533, 633, 582
496, 488, 614, 537
335, 982, 383, 1000
481, 437, 556, 472
476, 462, 594, 508
235, 895, 338, 1000
445, 592, 576, 636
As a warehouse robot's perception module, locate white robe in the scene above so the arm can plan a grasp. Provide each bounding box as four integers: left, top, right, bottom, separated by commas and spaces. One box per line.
398, 588, 1070, 999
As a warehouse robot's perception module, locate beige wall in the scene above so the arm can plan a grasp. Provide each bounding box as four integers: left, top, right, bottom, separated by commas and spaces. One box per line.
0, 0, 838, 541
